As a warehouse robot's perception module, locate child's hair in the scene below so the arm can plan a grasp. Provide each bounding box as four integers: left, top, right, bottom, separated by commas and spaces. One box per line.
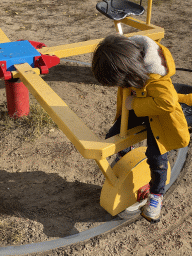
92, 34, 149, 88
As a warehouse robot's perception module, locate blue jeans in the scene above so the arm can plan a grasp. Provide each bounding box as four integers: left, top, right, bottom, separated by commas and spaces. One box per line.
105, 110, 168, 195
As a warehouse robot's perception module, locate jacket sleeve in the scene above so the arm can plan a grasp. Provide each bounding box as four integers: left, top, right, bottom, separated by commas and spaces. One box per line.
178, 93, 192, 106
132, 80, 178, 117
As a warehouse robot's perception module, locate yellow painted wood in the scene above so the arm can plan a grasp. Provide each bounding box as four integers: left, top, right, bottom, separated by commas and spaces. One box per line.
100, 147, 171, 216
155, 38, 162, 43
120, 88, 131, 138
130, 30, 163, 42
101, 125, 147, 158
14, 63, 147, 160
14, 63, 100, 153
14, 63, 146, 187
95, 159, 118, 187
2, 0, 169, 216
121, 16, 154, 30
146, 0, 153, 25
0, 28, 11, 43
11, 68, 40, 78
123, 28, 164, 41
114, 19, 131, 139
38, 28, 164, 59
38, 38, 102, 58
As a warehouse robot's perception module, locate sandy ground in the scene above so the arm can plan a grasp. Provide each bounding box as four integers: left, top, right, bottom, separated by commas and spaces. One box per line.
0, 0, 192, 255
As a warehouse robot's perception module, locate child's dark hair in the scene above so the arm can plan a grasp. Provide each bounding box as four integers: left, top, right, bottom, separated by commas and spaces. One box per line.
92, 34, 149, 88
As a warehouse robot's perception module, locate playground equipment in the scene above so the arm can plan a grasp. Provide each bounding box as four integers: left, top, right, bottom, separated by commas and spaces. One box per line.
0, 0, 167, 216
0, 0, 191, 254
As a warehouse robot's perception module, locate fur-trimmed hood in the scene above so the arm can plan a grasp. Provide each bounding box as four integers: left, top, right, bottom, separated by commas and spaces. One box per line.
130, 35, 175, 78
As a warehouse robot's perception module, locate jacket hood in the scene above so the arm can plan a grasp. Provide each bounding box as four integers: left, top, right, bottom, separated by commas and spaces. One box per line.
129, 35, 176, 78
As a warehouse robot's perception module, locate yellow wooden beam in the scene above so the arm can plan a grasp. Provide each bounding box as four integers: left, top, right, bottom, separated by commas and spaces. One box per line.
123, 28, 164, 41
14, 63, 100, 153
104, 127, 147, 158
11, 68, 40, 79
38, 38, 102, 59
38, 29, 164, 59
0, 28, 11, 43
121, 16, 154, 30
38, 21, 164, 59
38, 28, 164, 59
14, 63, 147, 160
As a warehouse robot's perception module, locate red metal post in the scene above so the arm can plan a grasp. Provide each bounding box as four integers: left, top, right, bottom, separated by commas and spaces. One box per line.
5, 78, 30, 118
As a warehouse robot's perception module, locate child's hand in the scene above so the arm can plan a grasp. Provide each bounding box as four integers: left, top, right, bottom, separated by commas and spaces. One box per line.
125, 95, 135, 110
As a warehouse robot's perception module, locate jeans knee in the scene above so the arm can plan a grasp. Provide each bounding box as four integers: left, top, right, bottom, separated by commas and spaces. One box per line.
147, 154, 168, 171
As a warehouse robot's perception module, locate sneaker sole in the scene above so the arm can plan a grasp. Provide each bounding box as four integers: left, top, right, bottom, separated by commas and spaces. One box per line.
118, 198, 148, 219
141, 211, 160, 223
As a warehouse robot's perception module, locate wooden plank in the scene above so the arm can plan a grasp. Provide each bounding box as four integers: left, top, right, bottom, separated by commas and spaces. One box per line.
0, 28, 11, 43
11, 68, 40, 78
14, 63, 100, 153
38, 38, 103, 58
14, 63, 147, 160
14, 63, 120, 186
121, 17, 154, 30
38, 28, 164, 58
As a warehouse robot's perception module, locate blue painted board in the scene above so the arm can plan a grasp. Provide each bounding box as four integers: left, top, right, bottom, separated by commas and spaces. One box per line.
0, 40, 41, 71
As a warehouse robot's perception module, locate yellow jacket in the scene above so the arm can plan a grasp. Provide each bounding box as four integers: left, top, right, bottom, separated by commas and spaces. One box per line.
114, 41, 190, 154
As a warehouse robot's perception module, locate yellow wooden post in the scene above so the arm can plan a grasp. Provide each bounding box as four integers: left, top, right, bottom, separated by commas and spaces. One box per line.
146, 0, 153, 25
120, 88, 131, 138
114, 19, 130, 138
95, 159, 118, 187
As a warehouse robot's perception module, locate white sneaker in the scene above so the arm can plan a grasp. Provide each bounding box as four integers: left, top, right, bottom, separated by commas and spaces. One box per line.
141, 194, 163, 223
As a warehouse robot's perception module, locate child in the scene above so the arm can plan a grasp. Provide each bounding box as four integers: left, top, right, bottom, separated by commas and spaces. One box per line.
92, 34, 190, 223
